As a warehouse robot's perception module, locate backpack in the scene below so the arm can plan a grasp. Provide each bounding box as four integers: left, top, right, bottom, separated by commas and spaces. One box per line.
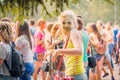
5, 44, 25, 77
88, 45, 96, 68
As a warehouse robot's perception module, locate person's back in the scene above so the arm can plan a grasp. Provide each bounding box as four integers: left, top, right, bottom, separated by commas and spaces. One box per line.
15, 21, 34, 80
0, 21, 17, 80
15, 35, 33, 62
0, 42, 11, 76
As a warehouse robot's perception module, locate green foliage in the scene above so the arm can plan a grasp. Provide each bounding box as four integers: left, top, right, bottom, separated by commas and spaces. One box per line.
0, 0, 69, 19
68, 0, 120, 24
0, 0, 120, 24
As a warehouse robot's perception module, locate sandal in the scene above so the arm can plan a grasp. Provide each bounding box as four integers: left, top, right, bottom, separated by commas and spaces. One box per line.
111, 76, 115, 80
102, 73, 109, 78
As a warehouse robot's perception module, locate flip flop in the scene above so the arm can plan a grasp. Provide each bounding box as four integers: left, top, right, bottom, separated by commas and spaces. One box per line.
102, 73, 109, 78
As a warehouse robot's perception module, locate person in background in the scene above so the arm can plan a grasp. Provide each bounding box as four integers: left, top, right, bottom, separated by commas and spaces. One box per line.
113, 22, 120, 64
1, 17, 16, 42
116, 30, 120, 75
15, 21, 34, 80
102, 22, 115, 80
45, 22, 65, 80
33, 18, 46, 80
0, 21, 17, 80
76, 17, 89, 79
89, 23, 106, 80
29, 19, 36, 38
52, 10, 87, 80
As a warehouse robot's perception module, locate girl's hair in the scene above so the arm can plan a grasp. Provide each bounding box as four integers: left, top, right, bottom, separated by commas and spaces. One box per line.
16, 21, 32, 49
105, 22, 112, 30
77, 17, 84, 30
46, 22, 53, 33
0, 21, 13, 43
36, 18, 46, 26
51, 22, 60, 34
58, 10, 77, 28
91, 23, 102, 41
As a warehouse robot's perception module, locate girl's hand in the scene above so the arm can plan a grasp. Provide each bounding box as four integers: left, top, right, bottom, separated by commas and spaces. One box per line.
53, 40, 61, 45
52, 50, 58, 63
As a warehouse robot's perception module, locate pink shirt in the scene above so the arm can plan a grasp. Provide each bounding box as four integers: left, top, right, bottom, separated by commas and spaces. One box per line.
34, 30, 46, 54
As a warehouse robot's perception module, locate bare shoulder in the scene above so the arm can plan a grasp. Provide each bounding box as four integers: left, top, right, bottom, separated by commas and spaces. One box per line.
70, 29, 79, 38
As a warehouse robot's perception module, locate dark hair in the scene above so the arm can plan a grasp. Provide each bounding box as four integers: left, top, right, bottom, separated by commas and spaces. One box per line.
77, 18, 84, 30
91, 23, 102, 41
16, 21, 32, 49
77, 15, 82, 18
29, 19, 35, 26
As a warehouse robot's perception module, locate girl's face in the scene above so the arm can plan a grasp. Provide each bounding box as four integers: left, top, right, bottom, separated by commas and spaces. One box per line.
40, 21, 46, 30
105, 24, 111, 30
61, 17, 73, 33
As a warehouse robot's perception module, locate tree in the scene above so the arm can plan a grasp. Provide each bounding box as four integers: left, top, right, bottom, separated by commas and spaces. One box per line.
0, 0, 119, 23
0, 0, 79, 18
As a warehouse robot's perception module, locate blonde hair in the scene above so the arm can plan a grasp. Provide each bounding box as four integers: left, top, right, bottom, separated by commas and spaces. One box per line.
36, 18, 46, 27
51, 22, 60, 35
46, 22, 53, 33
105, 22, 112, 30
0, 21, 13, 43
58, 10, 77, 28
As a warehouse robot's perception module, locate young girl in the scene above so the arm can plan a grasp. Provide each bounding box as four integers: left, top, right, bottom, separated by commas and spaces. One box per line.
33, 18, 46, 80
15, 21, 34, 80
52, 10, 87, 80
0, 21, 17, 80
89, 23, 106, 80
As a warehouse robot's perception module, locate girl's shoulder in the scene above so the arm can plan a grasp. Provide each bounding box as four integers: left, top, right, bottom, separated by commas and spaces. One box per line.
89, 33, 94, 38
70, 29, 80, 37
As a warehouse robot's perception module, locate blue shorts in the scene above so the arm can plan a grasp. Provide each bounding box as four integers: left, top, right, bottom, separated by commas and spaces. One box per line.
33, 52, 45, 61
94, 54, 104, 61
33, 52, 37, 61
20, 62, 34, 80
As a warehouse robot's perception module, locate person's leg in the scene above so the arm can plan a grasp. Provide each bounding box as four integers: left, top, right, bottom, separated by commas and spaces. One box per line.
33, 53, 43, 80
89, 68, 98, 80
96, 56, 104, 80
113, 42, 119, 64
40, 70, 46, 80
102, 67, 109, 78
108, 43, 114, 68
84, 62, 89, 79
118, 55, 120, 75
119, 63, 120, 75
86, 65, 90, 79
105, 51, 114, 78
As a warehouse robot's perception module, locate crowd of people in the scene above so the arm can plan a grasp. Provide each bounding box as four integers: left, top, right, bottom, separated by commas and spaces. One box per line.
0, 10, 120, 80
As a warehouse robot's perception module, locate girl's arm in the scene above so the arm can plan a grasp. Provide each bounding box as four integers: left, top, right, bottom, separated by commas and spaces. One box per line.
90, 34, 100, 48
53, 29, 83, 56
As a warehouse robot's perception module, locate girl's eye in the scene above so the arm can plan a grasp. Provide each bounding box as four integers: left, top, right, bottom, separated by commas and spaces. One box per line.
62, 22, 65, 25
68, 22, 71, 25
